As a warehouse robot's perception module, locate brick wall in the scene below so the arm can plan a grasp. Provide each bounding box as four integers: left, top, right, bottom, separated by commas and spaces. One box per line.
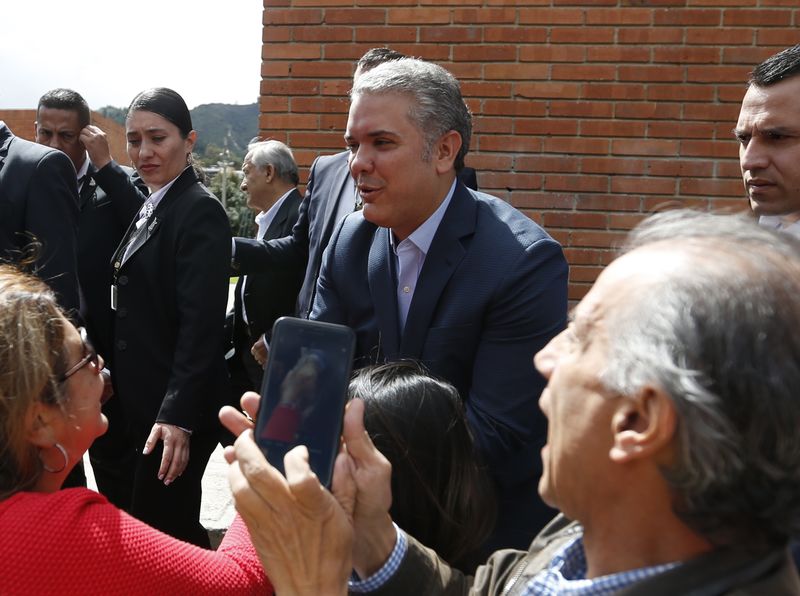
258, 0, 800, 300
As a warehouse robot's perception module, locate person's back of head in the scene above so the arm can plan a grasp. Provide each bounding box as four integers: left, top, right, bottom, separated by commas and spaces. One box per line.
604, 210, 800, 548
349, 361, 496, 572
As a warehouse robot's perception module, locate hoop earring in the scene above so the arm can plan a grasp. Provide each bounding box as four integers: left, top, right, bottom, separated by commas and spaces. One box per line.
40, 443, 68, 474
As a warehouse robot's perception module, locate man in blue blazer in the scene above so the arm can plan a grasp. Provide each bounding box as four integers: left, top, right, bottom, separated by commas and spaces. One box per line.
312, 58, 569, 552
0, 121, 80, 313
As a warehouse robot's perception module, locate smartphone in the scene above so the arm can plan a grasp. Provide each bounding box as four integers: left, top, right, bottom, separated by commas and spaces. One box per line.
254, 317, 356, 487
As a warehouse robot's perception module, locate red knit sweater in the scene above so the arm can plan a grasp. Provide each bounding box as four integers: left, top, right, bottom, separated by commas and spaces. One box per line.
0, 488, 273, 596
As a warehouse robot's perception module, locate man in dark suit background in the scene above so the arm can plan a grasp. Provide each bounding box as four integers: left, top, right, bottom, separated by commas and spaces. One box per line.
0, 121, 80, 314
226, 140, 303, 409
311, 57, 569, 553
35, 88, 147, 504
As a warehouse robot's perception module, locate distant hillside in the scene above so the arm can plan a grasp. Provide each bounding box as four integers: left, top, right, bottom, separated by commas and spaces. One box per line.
97, 102, 258, 164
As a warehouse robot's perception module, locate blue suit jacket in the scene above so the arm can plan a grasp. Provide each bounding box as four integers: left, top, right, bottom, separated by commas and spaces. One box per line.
312, 182, 568, 547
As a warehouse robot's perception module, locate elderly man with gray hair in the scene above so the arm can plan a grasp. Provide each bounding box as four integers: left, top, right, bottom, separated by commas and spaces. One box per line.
221, 209, 800, 595
224, 140, 303, 437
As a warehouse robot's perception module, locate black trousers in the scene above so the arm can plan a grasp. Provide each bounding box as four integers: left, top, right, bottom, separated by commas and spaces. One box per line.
128, 429, 218, 548
221, 336, 264, 446
88, 393, 137, 510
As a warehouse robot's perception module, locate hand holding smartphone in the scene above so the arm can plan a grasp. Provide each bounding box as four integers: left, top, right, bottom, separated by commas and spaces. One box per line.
254, 317, 356, 487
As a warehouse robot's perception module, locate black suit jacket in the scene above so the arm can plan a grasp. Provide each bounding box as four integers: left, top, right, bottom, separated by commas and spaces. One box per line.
232, 150, 355, 318
110, 167, 231, 433
77, 160, 147, 364
230, 187, 303, 347
0, 121, 80, 313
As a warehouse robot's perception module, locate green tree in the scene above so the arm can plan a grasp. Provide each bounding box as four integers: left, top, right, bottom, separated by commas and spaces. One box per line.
208, 170, 254, 238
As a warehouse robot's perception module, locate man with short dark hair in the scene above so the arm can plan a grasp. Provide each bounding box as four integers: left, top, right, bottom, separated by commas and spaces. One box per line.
224, 210, 800, 595
35, 88, 146, 504
735, 44, 800, 237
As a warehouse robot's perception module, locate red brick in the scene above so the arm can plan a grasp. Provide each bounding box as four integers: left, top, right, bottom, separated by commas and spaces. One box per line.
685, 27, 754, 45
570, 230, 628, 249
563, 248, 615, 266
291, 96, 348, 113
618, 65, 685, 83
293, 0, 350, 5
568, 284, 590, 302
263, 43, 321, 60
473, 117, 514, 134
355, 27, 417, 42
543, 137, 611, 155
455, 8, 517, 23
258, 123, 288, 141
585, 8, 652, 24
722, 46, 787, 65
261, 79, 320, 95
479, 172, 543, 190
442, 63, 484, 80
686, 65, 750, 83
469, 154, 514, 171
551, 64, 617, 81
569, 266, 605, 283
580, 157, 648, 175
679, 177, 743, 197
608, 213, 647, 231
420, 27, 482, 43
550, 27, 615, 44
576, 194, 642, 211
484, 27, 548, 43
293, 26, 353, 42
681, 139, 738, 158
320, 80, 351, 96
484, 64, 549, 81
550, 101, 614, 118
515, 118, 579, 135
259, 96, 289, 113
653, 8, 721, 25
646, 85, 715, 102
755, 29, 800, 46
478, 135, 543, 153
483, 99, 547, 117
649, 160, 714, 178
586, 47, 650, 63
717, 161, 743, 178
580, 120, 648, 138
520, 46, 586, 63
653, 46, 721, 64
519, 8, 585, 24
612, 139, 680, 156
642, 197, 711, 211
456, 45, 518, 62
264, 8, 323, 24
511, 192, 576, 210
717, 85, 747, 103
614, 102, 682, 120
291, 61, 352, 78
682, 103, 740, 122
324, 9, 386, 24
319, 114, 348, 131
545, 175, 608, 193
543, 212, 608, 229
263, 28, 291, 42
723, 9, 792, 25
617, 27, 684, 44
422, 0, 482, 4
460, 81, 513, 97
388, 8, 451, 24
261, 113, 320, 130
261, 61, 291, 77
289, 131, 348, 150
517, 82, 582, 100
517, 155, 578, 173
647, 121, 716, 139
583, 84, 646, 101
611, 176, 677, 195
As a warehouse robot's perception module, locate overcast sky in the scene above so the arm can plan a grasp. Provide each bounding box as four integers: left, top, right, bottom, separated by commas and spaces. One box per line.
0, 0, 262, 110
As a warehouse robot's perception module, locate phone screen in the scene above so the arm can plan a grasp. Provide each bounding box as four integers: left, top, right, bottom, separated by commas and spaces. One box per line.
254, 317, 356, 487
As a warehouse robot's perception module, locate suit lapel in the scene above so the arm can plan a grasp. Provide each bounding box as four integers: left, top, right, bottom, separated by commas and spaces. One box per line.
264, 188, 300, 238
319, 161, 355, 248
367, 227, 401, 360
399, 186, 475, 358
79, 164, 97, 210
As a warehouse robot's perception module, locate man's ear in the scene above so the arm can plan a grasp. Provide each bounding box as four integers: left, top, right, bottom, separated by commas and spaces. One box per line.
609, 385, 676, 463
434, 130, 462, 175
25, 402, 61, 449
263, 163, 275, 183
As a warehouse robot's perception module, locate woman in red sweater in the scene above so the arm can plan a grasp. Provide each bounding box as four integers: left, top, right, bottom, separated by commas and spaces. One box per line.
0, 266, 272, 595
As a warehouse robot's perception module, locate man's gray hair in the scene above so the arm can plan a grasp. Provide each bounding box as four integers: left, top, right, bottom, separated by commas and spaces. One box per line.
245, 140, 299, 186
350, 58, 472, 172
603, 210, 800, 547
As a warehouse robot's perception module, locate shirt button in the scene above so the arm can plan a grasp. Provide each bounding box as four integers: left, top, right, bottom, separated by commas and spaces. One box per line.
117, 275, 129, 286
116, 340, 127, 351
403, 286, 411, 293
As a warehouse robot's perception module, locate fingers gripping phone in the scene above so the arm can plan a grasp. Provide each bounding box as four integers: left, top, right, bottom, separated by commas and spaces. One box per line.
254, 317, 356, 487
